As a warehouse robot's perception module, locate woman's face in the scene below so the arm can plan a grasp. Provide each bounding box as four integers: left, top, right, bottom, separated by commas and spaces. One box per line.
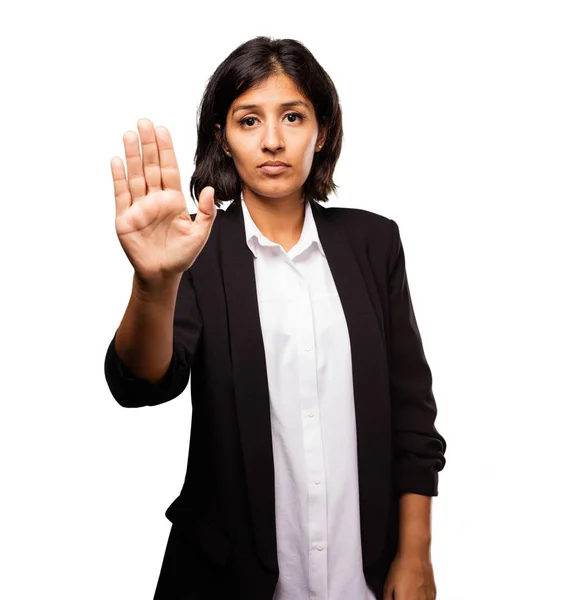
216, 73, 326, 204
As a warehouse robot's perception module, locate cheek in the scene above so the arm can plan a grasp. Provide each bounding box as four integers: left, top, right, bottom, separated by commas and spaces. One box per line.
299, 147, 316, 172
234, 141, 258, 167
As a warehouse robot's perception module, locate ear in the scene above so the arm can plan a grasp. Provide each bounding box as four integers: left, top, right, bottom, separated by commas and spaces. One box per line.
317, 124, 328, 150
215, 123, 232, 157
214, 123, 223, 147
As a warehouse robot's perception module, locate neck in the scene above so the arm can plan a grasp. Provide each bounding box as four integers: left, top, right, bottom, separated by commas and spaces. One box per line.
241, 187, 306, 243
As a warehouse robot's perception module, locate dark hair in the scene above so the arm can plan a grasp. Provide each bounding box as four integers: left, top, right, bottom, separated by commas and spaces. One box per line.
189, 36, 343, 207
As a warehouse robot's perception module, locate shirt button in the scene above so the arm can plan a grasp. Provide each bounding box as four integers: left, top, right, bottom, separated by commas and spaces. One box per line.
305, 347, 311, 352
314, 479, 321, 485
317, 544, 324, 551
308, 412, 314, 417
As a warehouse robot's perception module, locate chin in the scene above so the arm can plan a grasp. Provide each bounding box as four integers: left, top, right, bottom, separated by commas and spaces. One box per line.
248, 181, 302, 199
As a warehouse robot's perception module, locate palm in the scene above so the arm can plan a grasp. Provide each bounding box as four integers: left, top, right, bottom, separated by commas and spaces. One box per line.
115, 187, 195, 276
115, 188, 188, 237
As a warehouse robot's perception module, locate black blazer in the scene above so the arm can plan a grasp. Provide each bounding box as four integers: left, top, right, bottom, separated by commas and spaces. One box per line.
104, 197, 447, 600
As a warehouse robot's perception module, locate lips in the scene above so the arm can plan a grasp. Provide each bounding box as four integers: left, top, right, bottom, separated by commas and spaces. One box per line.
258, 163, 289, 175
258, 161, 289, 167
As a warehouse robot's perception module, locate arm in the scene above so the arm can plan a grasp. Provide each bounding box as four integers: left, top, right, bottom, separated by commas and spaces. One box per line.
103, 269, 203, 408
398, 493, 432, 556
385, 493, 438, 599
387, 218, 447, 499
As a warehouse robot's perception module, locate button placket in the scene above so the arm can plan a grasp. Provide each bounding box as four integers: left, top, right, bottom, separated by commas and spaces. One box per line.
296, 273, 327, 594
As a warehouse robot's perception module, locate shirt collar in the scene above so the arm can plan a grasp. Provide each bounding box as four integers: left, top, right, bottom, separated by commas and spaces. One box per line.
240, 193, 326, 259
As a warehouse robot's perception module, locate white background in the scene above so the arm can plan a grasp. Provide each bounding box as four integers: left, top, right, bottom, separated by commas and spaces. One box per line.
1, 1, 565, 598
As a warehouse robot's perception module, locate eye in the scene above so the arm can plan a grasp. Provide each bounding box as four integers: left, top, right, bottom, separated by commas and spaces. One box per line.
239, 116, 257, 128
238, 112, 306, 128
285, 112, 305, 123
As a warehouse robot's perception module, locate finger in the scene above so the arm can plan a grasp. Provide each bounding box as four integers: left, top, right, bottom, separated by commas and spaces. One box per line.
123, 130, 146, 202
193, 186, 217, 228
137, 118, 162, 193
110, 157, 131, 217
155, 126, 182, 192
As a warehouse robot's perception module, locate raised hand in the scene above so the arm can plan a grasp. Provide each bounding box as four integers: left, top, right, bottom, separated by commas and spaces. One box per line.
111, 118, 217, 287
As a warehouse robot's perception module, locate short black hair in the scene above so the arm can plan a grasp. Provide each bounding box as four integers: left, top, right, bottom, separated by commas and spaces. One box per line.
189, 36, 343, 207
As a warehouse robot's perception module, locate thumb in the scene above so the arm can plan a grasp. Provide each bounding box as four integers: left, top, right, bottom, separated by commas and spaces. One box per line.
194, 185, 217, 226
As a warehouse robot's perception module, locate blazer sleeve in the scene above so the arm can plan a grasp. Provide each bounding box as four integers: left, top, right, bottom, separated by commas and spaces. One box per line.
103, 269, 203, 408
387, 218, 447, 497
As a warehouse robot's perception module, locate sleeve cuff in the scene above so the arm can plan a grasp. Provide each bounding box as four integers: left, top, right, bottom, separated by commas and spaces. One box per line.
103, 332, 184, 408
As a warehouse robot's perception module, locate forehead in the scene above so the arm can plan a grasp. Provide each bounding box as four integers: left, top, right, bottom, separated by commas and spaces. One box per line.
230, 74, 312, 113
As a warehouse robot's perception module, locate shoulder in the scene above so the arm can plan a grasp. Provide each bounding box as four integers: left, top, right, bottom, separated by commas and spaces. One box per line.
324, 204, 394, 227
321, 204, 398, 250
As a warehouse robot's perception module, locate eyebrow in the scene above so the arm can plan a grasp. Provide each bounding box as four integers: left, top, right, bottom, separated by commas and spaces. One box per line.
231, 100, 310, 115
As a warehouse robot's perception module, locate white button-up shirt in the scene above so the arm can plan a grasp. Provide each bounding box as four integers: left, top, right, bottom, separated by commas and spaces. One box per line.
240, 197, 377, 600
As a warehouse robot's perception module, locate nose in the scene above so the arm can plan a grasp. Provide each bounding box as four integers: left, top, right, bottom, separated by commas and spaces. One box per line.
261, 119, 284, 153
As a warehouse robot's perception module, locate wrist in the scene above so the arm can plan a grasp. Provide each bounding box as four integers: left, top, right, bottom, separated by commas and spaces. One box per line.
397, 536, 432, 559
133, 271, 182, 302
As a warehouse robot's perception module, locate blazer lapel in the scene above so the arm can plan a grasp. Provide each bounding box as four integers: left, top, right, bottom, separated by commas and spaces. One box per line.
219, 199, 280, 574
220, 198, 391, 574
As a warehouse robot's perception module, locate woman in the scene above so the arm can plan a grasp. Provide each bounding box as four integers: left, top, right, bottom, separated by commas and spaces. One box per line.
105, 36, 447, 600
